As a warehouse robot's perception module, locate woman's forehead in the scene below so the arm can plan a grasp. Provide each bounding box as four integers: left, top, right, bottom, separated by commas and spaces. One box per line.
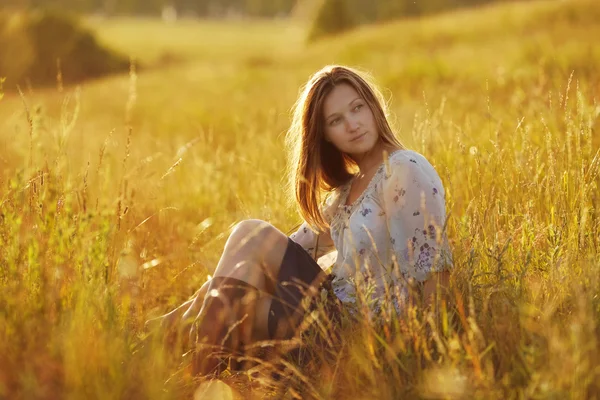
323, 83, 361, 114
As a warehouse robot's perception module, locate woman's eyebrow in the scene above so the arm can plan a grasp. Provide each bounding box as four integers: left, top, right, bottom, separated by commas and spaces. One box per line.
325, 98, 362, 120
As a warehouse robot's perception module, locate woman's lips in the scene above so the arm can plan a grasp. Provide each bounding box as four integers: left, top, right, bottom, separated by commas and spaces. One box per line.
350, 132, 367, 142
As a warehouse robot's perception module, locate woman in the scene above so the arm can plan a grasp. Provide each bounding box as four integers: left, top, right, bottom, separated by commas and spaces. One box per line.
148, 65, 452, 375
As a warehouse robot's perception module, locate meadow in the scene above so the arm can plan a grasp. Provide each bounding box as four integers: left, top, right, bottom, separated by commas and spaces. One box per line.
0, 0, 599, 398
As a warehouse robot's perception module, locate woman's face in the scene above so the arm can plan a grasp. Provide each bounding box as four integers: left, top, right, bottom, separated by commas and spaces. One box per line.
322, 83, 379, 158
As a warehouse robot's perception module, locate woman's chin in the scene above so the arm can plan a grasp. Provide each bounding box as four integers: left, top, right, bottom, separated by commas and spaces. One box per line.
346, 141, 377, 156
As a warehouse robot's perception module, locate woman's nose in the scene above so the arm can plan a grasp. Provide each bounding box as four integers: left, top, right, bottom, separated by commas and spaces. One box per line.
345, 115, 360, 132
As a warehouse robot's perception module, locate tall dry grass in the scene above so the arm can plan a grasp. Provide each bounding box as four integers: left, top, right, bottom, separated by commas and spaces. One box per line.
0, 0, 598, 398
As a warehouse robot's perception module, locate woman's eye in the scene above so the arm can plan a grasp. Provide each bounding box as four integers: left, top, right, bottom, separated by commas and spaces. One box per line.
330, 118, 341, 125
354, 104, 363, 111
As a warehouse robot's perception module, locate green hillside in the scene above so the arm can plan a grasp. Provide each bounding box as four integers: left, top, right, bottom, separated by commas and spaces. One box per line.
0, 0, 598, 398
0, 10, 129, 87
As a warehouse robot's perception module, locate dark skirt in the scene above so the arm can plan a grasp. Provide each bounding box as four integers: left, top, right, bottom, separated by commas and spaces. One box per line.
267, 237, 343, 342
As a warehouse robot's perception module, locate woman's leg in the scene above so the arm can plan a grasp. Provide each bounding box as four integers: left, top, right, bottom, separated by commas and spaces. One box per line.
144, 298, 194, 333
146, 219, 287, 350
212, 220, 288, 285
180, 279, 210, 326
144, 279, 210, 341
149, 218, 328, 354
190, 220, 293, 374
203, 220, 294, 331
209, 220, 331, 339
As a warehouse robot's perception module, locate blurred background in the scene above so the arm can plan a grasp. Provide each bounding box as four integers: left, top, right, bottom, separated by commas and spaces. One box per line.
0, 0, 553, 88
1, 0, 599, 399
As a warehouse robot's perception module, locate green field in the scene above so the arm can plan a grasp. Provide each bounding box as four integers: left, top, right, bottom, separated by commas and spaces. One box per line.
1, 0, 599, 398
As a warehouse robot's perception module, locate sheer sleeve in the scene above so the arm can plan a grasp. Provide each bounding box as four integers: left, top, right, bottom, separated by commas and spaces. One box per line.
289, 222, 335, 260
381, 155, 452, 282
289, 193, 338, 260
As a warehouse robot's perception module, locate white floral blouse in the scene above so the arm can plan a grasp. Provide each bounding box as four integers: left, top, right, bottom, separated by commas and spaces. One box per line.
290, 149, 452, 309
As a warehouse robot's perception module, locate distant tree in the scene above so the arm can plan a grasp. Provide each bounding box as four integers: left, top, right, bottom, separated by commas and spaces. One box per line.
308, 0, 357, 40
0, 10, 129, 88
309, 0, 511, 40
375, 0, 408, 21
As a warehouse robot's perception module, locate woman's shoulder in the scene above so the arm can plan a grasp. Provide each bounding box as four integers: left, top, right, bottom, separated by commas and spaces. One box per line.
380, 149, 443, 192
386, 149, 437, 174
388, 149, 428, 164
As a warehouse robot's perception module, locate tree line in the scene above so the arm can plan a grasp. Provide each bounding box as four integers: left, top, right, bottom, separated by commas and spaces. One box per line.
309, 0, 510, 39
0, 0, 518, 36
0, 0, 297, 17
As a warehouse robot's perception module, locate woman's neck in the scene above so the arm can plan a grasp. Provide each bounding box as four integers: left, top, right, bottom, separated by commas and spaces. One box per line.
354, 142, 397, 175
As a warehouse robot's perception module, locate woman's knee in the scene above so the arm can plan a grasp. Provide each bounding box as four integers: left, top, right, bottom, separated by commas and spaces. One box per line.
226, 219, 288, 281
230, 219, 273, 243
228, 220, 285, 256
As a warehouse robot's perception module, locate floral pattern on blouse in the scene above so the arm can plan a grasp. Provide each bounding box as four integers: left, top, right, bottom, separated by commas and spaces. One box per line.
290, 149, 452, 309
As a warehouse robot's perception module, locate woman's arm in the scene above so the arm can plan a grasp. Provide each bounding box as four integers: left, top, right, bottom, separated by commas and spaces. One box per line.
290, 222, 335, 260
380, 152, 453, 294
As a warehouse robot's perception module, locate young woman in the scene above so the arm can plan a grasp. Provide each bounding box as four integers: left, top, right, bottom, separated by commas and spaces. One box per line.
148, 65, 452, 375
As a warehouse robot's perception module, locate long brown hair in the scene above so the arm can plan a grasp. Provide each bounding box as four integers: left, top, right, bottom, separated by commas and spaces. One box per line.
286, 65, 405, 232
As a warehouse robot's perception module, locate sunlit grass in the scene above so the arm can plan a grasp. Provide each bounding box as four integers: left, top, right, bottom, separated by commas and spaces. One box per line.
0, 0, 599, 398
